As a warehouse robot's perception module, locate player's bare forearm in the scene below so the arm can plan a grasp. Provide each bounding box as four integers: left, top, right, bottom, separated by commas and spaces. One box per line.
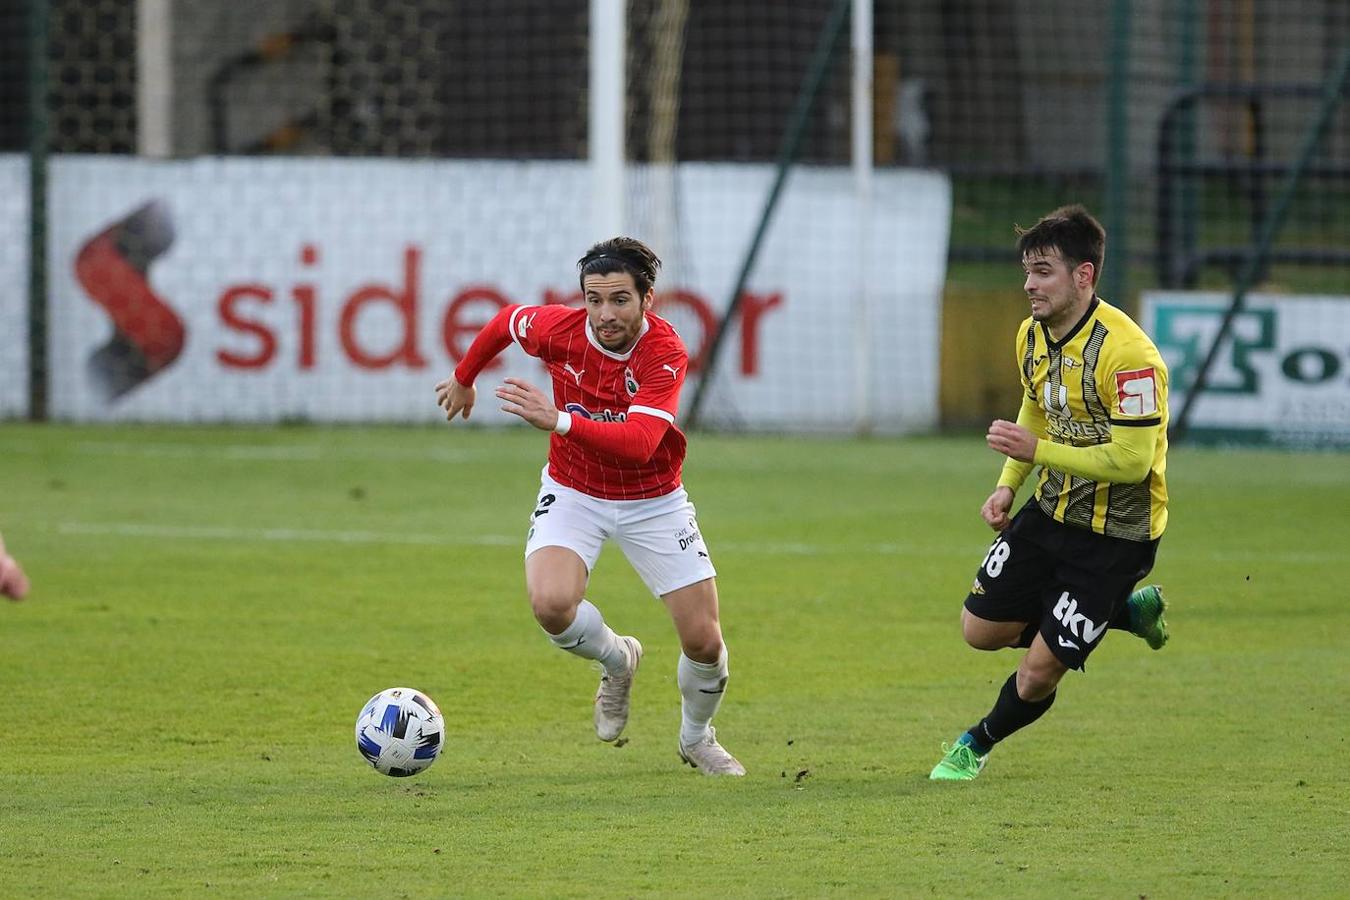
495, 378, 559, 431
987, 419, 1038, 462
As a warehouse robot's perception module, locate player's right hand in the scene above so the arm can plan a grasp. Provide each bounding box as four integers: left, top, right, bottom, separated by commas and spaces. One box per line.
0, 553, 29, 601
434, 376, 476, 422
980, 486, 1015, 532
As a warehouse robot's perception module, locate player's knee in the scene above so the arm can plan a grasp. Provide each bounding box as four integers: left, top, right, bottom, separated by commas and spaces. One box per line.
528, 587, 580, 633
1016, 661, 1064, 701
680, 629, 724, 665
961, 616, 1011, 651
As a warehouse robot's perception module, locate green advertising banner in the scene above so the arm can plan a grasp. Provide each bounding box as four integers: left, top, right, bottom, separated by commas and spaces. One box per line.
1144, 292, 1350, 448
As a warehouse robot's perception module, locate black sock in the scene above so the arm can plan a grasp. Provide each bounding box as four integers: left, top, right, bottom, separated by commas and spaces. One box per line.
966, 672, 1057, 751
1014, 622, 1039, 648
1108, 595, 1134, 631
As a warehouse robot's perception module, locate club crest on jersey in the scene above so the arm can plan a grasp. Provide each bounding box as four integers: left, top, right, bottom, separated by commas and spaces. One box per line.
624, 367, 639, 396
564, 402, 627, 423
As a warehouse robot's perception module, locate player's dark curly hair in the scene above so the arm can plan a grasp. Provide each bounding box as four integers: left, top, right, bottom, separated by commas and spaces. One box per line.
577, 237, 662, 297
1015, 204, 1106, 286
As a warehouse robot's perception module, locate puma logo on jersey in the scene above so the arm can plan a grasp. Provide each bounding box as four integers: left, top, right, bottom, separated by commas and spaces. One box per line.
661, 363, 681, 379
1052, 591, 1108, 643
563, 363, 585, 385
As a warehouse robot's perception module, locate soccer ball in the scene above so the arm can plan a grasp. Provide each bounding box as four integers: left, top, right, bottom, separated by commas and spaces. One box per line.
354, 687, 445, 777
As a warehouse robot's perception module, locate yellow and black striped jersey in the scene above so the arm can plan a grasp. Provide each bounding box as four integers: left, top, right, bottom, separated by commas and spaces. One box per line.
1016, 297, 1169, 541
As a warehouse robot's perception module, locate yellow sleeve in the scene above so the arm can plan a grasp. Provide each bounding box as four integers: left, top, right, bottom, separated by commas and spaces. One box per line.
997, 393, 1044, 492
1032, 421, 1158, 484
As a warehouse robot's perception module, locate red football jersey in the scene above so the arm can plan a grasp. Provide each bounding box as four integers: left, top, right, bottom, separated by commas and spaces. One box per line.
457, 303, 690, 500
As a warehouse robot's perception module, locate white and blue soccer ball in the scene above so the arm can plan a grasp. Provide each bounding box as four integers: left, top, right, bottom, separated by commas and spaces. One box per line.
354, 687, 445, 777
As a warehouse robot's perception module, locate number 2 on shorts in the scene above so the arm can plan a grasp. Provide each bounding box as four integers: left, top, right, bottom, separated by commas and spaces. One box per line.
532, 493, 556, 519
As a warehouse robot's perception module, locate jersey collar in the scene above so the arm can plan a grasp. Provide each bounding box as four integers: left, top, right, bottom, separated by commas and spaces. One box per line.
585, 316, 650, 360
1041, 295, 1100, 349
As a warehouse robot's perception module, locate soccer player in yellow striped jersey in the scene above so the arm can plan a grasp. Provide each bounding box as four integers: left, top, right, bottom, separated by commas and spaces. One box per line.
930, 205, 1172, 782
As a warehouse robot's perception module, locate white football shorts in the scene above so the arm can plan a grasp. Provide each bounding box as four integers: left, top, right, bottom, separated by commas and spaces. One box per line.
524, 467, 717, 598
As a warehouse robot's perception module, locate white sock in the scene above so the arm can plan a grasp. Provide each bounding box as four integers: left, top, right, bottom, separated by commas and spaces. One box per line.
678, 648, 728, 746
546, 599, 628, 675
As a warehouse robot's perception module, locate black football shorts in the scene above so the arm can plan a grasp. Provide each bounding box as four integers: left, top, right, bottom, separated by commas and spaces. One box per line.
963, 502, 1159, 670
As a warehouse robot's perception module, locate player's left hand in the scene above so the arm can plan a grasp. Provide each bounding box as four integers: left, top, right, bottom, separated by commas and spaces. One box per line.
495, 378, 559, 432
987, 419, 1038, 462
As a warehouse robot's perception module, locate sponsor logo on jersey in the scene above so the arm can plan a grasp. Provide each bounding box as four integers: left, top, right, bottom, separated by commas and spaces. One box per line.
1052, 591, 1108, 643
675, 517, 703, 551
516, 312, 535, 338
564, 402, 627, 423
969, 578, 985, 596
1047, 418, 1112, 445
1041, 382, 1070, 416
624, 366, 639, 396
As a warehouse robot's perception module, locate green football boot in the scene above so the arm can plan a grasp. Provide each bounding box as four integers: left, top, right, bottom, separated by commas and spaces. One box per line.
929, 739, 987, 781
1128, 584, 1170, 650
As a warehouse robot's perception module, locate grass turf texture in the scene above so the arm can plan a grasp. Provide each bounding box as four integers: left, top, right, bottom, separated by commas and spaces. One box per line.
2, 424, 1346, 896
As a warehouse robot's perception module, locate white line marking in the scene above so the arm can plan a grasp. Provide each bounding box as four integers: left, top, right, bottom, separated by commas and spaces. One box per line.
0, 439, 532, 464
38, 522, 1341, 563
55, 522, 518, 548
48, 521, 930, 556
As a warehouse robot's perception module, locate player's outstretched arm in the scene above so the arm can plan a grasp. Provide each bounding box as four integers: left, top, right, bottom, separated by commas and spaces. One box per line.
435, 303, 519, 422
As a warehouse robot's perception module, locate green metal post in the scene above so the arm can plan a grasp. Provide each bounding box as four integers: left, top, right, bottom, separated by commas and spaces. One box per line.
27, 0, 49, 421
1172, 47, 1350, 441
1102, 0, 1131, 307
1177, 0, 1198, 277
683, 0, 850, 430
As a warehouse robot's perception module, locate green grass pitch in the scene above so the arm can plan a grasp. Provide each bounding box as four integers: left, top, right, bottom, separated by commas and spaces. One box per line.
2, 424, 1347, 896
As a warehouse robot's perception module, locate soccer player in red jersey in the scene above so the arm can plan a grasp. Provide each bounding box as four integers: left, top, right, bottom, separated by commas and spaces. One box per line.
434, 237, 744, 776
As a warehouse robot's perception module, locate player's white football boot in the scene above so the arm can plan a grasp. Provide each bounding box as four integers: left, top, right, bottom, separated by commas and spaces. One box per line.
594, 635, 642, 742
678, 726, 746, 776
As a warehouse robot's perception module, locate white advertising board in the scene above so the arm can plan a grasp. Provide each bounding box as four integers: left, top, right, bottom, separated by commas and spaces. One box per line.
0, 155, 28, 417
47, 156, 949, 429
1144, 291, 1350, 447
